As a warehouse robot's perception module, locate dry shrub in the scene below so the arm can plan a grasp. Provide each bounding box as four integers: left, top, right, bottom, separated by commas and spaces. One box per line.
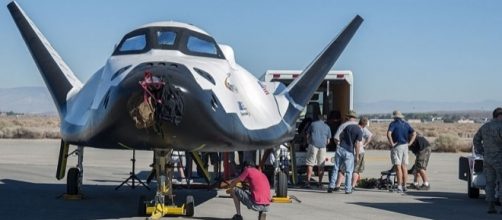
457, 138, 473, 153
367, 135, 391, 150
368, 122, 481, 152
434, 133, 460, 152
0, 116, 61, 139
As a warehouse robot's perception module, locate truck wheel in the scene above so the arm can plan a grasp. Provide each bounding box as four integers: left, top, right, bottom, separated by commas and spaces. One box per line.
276, 171, 288, 197
468, 175, 480, 198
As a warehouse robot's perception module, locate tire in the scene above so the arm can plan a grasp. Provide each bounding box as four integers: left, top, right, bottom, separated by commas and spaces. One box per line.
276, 171, 288, 197
67, 168, 79, 195
185, 195, 195, 217
467, 174, 480, 198
137, 195, 147, 216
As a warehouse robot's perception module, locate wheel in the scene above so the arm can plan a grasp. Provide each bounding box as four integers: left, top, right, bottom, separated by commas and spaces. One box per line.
467, 174, 480, 198
185, 195, 195, 217
276, 171, 288, 197
137, 195, 147, 216
67, 167, 79, 195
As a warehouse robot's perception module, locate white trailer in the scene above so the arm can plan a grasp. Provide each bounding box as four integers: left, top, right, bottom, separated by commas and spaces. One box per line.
264, 70, 354, 182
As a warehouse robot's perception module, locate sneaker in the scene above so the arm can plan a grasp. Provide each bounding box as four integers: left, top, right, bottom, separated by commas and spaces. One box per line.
396, 188, 404, 194
232, 214, 243, 220
334, 187, 340, 192
402, 186, 408, 192
419, 184, 430, 191
327, 188, 334, 193
345, 191, 352, 194
409, 184, 420, 190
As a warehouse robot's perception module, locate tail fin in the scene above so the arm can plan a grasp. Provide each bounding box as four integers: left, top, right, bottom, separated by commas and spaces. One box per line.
7, 1, 82, 115
287, 15, 363, 108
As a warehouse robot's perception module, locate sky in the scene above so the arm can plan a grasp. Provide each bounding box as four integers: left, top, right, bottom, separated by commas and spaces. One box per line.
0, 0, 501, 104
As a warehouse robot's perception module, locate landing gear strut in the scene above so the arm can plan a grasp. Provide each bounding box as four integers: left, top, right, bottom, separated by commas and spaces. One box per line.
138, 149, 195, 219
66, 145, 84, 197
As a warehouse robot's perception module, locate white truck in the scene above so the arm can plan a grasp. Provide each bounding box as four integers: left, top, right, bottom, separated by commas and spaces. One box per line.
264, 70, 353, 182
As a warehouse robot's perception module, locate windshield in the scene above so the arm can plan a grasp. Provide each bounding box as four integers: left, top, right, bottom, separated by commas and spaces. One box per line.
157, 31, 176, 46
187, 35, 218, 55
118, 34, 146, 52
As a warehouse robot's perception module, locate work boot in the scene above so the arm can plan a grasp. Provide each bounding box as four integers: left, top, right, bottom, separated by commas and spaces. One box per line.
259, 211, 267, 220
488, 202, 497, 214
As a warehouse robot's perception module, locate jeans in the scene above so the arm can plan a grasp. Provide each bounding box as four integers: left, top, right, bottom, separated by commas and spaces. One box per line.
329, 147, 355, 192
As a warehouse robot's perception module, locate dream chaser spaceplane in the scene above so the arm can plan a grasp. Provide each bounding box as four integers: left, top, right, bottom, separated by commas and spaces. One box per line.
8, 0, 361, 216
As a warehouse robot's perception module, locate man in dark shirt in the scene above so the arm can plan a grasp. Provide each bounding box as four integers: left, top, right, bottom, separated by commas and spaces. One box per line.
327, 116, 363, 194
409, 134, 431, 190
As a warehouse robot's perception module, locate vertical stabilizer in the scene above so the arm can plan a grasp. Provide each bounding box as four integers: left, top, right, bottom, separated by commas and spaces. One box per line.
286, 15, 363, 109
7, 1, 82, 115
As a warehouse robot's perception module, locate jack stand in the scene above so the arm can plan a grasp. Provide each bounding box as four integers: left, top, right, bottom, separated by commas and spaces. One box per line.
271, 196, 292, 203
139, 149, 194, 219
272, 195, 301, 203
116, 149, 150, 190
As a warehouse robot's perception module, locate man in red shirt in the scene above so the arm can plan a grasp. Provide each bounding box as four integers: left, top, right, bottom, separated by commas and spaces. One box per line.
227, 161, 271, 220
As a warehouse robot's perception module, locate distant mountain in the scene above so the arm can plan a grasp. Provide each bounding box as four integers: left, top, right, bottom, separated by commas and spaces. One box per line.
0, 87, 56, 114
355, 100, 501, 114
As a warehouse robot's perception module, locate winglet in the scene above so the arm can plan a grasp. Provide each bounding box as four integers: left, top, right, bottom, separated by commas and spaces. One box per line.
286, 15, 363, 108
7, 1, 82, 116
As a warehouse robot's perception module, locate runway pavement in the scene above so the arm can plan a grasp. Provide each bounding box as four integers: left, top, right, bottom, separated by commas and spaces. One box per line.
0, 139, 499, 220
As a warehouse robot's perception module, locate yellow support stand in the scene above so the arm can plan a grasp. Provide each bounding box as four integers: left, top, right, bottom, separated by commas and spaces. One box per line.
272, 196, 292, 203
147, 204, 186, 218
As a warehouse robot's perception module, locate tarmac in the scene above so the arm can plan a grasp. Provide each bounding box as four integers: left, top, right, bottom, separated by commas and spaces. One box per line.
0, 139, 500, 220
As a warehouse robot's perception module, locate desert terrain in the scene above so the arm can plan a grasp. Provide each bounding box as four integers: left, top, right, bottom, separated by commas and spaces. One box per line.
0, 115, 480, 152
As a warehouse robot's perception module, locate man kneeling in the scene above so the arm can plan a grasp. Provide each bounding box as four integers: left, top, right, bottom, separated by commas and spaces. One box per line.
227, 161, 271, 220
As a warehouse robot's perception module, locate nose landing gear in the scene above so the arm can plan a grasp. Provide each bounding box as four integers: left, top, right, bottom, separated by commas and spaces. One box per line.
138, 149, 195, 219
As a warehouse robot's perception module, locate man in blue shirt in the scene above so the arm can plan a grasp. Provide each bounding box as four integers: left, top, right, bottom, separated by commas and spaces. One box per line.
305, 114, 331, 188
328, 111, 362, 194
387, 110, 416, 193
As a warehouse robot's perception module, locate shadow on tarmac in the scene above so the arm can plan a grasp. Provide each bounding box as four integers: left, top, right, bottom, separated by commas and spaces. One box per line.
0, 178, 217, 219
350, 191, 502, 219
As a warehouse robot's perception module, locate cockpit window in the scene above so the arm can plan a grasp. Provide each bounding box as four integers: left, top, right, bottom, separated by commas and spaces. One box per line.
119, 34, 147, 52
157, 31, 176, 46
187, 35, 218, 55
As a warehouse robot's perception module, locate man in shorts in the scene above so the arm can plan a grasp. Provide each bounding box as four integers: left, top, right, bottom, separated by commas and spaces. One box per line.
387, 110, 416, 193
305, 114, 331, 188
409, 134, 431, 190
352, 117, 372, 189
227, 161, 271, 220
